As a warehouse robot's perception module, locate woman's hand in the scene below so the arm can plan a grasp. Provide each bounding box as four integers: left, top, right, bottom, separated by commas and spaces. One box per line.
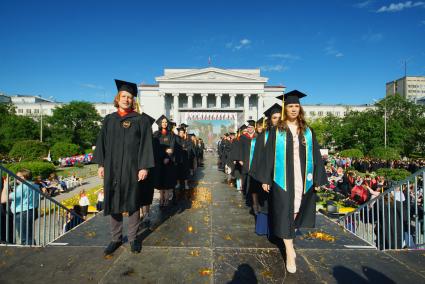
98, 167, 104, 179
164, 158, 170, 164
262, 184, 270, 193
138, 169, 148, 181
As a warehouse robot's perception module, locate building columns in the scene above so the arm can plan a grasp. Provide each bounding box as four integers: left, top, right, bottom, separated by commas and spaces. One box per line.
215, 93, 222, 108
159, 92, 165, 115
201, 93, 208, 108
258, 94, 264, 118
187, 93, 194, 109
172, 93, 179, 124
244, 94, 250, 121
229, 93, 236, 108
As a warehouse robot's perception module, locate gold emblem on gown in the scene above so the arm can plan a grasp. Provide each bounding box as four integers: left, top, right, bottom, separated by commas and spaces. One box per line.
122, 120, 131, 128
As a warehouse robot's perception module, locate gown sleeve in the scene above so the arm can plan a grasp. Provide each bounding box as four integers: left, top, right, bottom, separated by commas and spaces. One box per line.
138, 116, 155, 170
249, 132, 264, 180
255, 127, 277, 185
92, 116, 108, 167
312, 130, 328, 187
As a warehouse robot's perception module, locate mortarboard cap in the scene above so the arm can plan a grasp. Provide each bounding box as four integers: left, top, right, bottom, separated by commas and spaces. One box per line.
263, 103, 282, 118
246, 120, 256, 127
276, 90, 307, 105
115, 79, 138, 97
155, 115, 171, 127
180, 123, 189, 128
239, 125, 248, 131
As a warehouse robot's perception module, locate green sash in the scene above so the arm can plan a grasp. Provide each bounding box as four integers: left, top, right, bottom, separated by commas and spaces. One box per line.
273, 127, 314, 193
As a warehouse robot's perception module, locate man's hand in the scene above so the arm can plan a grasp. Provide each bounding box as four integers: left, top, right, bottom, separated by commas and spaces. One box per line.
262, 184, 270, 193
239, 161, 244, 166
138, 169, 148, 181
98, 167, 104, 179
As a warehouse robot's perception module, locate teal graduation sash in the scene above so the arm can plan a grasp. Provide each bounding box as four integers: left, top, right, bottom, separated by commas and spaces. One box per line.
249, 137, 256, 169
273, 127, 314, 193
264, 130, 269, 145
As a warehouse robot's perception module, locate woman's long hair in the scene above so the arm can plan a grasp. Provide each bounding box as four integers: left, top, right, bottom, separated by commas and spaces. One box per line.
277, 104, 308, 134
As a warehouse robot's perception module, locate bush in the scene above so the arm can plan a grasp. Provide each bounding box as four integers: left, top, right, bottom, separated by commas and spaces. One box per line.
339, 149, 364, 159
9, 140, 48, 161
84, 148, 93, 154
376, 168, 411, 182
51, 142, 81, 161
5, 161, 56, 179
369, 147, 400, 160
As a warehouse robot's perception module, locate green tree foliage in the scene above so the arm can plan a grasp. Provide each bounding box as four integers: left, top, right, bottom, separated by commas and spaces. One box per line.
9, 140, 49, 161
0, 115, 40, 153
47, 101, 102, 149
50, 142, 81, 160
308, 95, 425, 158
369, 146, 400, 160
376, 168, 411, 182
5, 161, 55, 179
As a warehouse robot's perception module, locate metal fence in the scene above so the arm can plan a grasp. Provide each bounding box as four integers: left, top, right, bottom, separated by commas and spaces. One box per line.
0, 165, 84, 246
338, 168, 425, 250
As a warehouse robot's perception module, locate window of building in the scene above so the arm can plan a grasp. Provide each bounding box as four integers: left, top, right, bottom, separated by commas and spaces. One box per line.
318, 111, 323, 116
34, 109, 39, 114
101, 109, 106, 115
17, 109, 23, 113
310, 111, 316, 116
26, 109, 31, 114
326, 111, 332, 116
335, 111, 340, 116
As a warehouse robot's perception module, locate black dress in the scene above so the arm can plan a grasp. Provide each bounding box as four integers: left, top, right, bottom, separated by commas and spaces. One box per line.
255, 126, 327, 239
93, 112, 155, 216
153, 130, 177, 190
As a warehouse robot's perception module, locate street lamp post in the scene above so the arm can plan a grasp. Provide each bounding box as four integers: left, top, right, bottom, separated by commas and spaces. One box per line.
40, 103, 43, 142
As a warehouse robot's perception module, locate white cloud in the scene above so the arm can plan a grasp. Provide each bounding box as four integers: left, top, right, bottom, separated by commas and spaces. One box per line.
377, 1, 425, 13
362, 32, 384, 42
260, 64, 288, 72
79, 83, 104, 90
355, 0, 374, 8
226, 38, 251, 50
268, 53, 301, 60
324, 40, 344, 58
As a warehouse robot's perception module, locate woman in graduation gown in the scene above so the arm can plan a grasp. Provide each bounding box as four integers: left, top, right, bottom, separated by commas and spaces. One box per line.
256, 90, 327, 273
153, 115, 177, 207
93, 79, 154, 255
175, 127, 192, 190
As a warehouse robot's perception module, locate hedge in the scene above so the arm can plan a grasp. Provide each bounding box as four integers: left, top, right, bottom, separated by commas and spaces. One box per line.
376, 168, 411, 182
8, 140, 48, 162
51, 142, 81, 160
339, 149, 364, 159
5, 161, 56, 179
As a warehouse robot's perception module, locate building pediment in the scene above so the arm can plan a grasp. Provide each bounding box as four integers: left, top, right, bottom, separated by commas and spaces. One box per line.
156, 67, 268, 83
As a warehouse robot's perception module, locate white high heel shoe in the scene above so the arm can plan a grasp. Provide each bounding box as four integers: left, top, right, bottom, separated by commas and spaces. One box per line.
286, 252, 297, 273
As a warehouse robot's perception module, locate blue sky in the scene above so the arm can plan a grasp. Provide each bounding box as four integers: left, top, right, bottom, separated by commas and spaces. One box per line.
0, 0, 424, 104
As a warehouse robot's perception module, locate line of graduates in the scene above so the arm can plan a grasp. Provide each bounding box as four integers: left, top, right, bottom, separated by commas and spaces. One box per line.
93, 79, 204, 256
218, 90, 328, 274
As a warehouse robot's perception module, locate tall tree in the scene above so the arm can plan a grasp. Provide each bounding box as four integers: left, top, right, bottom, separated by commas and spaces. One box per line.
47, 101, 102, 149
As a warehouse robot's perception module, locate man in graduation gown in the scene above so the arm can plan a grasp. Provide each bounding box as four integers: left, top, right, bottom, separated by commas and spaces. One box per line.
93, 79, 154, 255
238, 120, 257, 205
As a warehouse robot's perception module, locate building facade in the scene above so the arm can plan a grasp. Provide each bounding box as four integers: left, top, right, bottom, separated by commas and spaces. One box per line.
386, 76, 425, 102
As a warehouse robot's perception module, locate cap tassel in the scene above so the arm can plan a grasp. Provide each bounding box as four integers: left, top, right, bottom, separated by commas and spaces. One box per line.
281, 97, 285, 121
262, 117, 265, 128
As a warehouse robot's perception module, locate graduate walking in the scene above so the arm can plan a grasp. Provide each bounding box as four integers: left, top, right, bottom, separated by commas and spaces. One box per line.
93, 80, 155, 255
256, 90, 327, 274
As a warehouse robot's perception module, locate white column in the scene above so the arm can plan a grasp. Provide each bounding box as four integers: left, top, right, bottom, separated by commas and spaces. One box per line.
187, 93, 194, 109
173, 93, 179, 124
229, 93, 236, 108
258, 94, 264, 118
215, 93, 222, 108
159, 92, 165, 115
244, 94, 250, 121
201, 93, 208, 108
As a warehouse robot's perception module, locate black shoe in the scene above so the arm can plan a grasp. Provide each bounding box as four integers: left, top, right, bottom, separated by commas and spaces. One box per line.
104, 241, 122, 256
130, 240, 142, 253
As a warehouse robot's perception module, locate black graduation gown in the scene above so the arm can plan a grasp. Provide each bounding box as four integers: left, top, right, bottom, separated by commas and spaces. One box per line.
249, 131, 270, 210
175, 137, 192, 180
93, 112, 155, 216
256, 127, 327, 239
153, 130, 177, 189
